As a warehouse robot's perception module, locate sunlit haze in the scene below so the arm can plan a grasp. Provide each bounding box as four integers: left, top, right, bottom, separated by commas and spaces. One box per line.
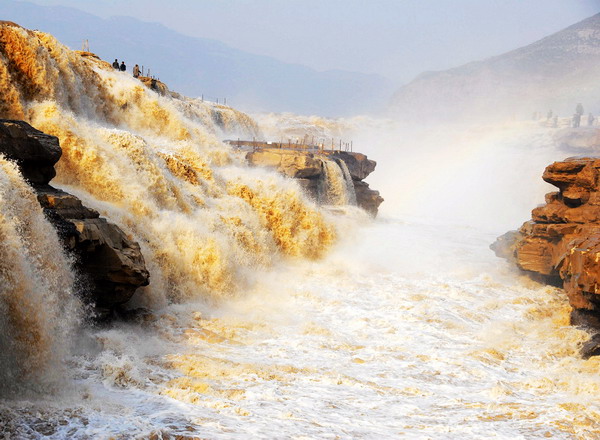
5, 1, 600, 438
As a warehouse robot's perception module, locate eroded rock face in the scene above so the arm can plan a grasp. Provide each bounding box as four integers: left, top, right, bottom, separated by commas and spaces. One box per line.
494, 157, 600, 330
0, 120, 149, 313
246, 148, 383, 216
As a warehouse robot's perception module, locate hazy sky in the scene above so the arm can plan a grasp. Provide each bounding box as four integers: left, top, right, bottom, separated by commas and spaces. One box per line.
14, 0, 600, 83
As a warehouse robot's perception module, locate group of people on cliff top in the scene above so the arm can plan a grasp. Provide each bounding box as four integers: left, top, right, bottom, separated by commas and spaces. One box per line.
112, 59, 141, 78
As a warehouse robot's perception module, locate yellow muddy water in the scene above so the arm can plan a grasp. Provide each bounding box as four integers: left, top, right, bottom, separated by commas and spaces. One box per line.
1, 22, 600, 440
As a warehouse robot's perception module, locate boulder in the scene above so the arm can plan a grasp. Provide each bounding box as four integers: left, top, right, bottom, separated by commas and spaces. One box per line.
0, 120, 150, 314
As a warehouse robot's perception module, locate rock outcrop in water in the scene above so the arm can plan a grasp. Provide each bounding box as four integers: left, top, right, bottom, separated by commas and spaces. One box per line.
0, 120, 149, 314
493, 157, 600, 342
246, 148, 383, 216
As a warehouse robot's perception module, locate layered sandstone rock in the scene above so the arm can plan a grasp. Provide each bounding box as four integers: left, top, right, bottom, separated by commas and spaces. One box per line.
246, 149, 322, 179
0, 120, 149, 313
246, 148, 383, 216
493, 157, 600, 334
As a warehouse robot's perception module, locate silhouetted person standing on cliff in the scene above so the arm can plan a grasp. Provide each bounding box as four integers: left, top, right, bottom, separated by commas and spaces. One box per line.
112, 59, 119, 69
133, 64, 140, 78
120, 61, 126, 72
589, 113, 595, 126
573, 112, 581, 128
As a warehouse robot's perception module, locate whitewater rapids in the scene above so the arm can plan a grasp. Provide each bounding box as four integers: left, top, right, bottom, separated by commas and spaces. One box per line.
2, 22, 600, 439
2, 121, 600, 439
3, 211, 600, 439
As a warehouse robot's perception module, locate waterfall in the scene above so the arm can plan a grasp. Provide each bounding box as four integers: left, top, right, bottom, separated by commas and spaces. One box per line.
0, 22, 336, 306
336, 158, 357, 206
318, 158, 357, 206
0, 157, 80, 394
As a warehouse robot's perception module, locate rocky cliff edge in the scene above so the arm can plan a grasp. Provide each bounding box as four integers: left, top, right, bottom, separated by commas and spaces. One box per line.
246, 148, 383, 216
493, 157, 600, 355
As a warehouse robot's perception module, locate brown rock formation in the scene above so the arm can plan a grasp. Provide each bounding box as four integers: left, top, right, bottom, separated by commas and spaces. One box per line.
36, 185, 149, 310
246, 148, 383, 216
329, 151, 376, 181
246, 149, 322, 179
0, 120, 149, 313
493, 157, 600, 333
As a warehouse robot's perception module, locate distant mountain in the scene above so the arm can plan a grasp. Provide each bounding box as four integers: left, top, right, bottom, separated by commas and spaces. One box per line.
0, 0, 393, 117
390, 13, 600, 122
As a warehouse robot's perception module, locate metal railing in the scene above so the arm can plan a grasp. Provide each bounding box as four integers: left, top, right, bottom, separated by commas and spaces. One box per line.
224, 138, 354, 153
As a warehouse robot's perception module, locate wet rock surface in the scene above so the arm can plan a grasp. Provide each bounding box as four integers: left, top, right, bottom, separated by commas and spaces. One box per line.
246, 148, 383, 216
0, 120, 149, 313
494, 157, 600, 345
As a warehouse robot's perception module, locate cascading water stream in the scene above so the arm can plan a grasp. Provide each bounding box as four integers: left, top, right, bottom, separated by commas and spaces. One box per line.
318, 158, 356, 206
336, 158, 357, 205
0, 156, 80, 394
0, 23, 336, 308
